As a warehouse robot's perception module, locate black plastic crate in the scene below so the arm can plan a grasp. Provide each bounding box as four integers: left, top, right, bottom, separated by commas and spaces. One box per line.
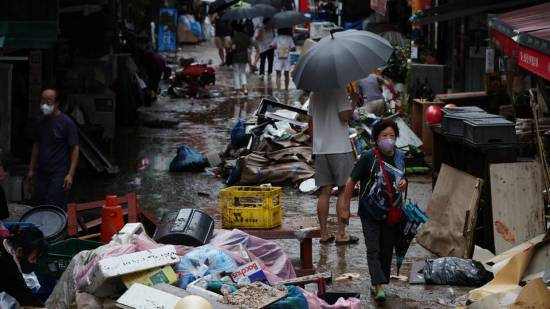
442, 112, 501, 137
464, 117, 516, 145
442, 106, 485, 115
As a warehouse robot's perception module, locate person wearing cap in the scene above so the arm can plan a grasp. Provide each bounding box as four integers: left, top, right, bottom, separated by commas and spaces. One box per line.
26, 89, 79, 209
356, 68, 391, 116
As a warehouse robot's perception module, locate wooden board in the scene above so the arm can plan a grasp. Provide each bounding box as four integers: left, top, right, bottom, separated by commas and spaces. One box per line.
490, 162, 546, 255
416, 164, 483, 257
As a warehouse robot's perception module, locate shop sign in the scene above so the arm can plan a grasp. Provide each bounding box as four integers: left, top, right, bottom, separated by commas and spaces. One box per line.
518, 46, 550, 81
158, 8, 177, 52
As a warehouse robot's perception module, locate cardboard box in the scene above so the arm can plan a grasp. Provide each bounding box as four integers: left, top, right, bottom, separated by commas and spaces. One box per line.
230, 261, 268, 284
117, 283, 181, 309
121, 265, 178, 288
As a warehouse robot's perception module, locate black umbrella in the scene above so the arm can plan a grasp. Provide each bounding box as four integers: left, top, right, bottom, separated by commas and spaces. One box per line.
268, 11, 307, 28
221, 4, 277, 20
209, 0, 240, 14
243, 0, 283, 8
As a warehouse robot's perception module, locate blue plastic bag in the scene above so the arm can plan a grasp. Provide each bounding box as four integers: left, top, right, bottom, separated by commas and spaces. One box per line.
230, 119, 248, 149
169, 145, 208, 172
175, 246, 237, 288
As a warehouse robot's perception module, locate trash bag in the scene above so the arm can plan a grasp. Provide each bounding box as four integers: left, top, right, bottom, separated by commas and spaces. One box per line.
230, 119, 248, 149
169, 145, 208, 172
175, 246, 237, 288
423, 257, 493, 286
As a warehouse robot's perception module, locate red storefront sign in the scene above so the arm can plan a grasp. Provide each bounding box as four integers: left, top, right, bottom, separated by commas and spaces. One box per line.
492, 29, 550, 80
492, 30, 517, 58
518, 45, 550, 81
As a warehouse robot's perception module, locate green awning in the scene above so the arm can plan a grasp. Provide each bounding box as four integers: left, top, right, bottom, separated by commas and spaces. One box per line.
0, 21, 58, 49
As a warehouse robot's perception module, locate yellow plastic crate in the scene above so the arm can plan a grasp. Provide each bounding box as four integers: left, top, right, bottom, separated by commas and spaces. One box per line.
220, 186, 282, 229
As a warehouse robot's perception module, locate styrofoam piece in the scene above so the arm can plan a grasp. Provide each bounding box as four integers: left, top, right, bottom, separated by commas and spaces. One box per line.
111, 223, 146, 245
116, 283, 181, 309
87, 245, 180, 293
299, 178, 318, 194
185, 279, 234, 309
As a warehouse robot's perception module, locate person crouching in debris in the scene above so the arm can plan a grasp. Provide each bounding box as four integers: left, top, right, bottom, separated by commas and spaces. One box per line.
0, 226, 48, 308
340, 119, 407, 303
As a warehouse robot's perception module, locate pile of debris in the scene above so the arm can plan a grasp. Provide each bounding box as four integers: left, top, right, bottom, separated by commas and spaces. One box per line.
35, 221, 360, 309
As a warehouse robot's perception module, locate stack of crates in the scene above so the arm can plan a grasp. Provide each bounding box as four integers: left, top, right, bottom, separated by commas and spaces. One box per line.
220, 186, 282, 229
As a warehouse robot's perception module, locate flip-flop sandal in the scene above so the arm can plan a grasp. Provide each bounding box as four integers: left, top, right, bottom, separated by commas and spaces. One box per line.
370, 287, 377, 296
335, 235, 359, 246
319, 235, 335, 244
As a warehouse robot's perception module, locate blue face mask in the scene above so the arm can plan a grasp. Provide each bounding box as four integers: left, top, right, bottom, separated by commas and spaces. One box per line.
377, 138, 396, 153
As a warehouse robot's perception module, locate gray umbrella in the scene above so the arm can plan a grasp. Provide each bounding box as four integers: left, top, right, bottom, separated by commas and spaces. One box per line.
292, 30, 394, 91
221, 4, 277, 20
268, 11, 307, 28
244, 0, 283, 8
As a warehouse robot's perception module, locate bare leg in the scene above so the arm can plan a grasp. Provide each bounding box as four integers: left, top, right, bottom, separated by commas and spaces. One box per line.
284, 71, 290, 91
218, 48, 225, 65
275, 70, 282, 91
335, 185, 349, 241
317, 185, 332, 241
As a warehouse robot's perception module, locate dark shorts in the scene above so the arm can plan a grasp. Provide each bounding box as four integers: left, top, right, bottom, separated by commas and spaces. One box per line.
314, 152, 355, 187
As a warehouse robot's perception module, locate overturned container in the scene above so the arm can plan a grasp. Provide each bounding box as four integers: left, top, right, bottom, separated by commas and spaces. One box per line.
154, 209, 215, 246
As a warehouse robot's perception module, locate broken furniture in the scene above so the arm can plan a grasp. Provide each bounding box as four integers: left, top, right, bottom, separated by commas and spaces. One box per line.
204, 207, 321, 276
489, 162, 546, 255
411, 99, 444, 159
431, 125, 518, 253
67, 192, 159, 238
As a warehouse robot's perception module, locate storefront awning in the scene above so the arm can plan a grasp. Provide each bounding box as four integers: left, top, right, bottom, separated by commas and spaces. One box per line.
415, 0, 543, 26
490, 2, 550, 80
0, 21, 58, 49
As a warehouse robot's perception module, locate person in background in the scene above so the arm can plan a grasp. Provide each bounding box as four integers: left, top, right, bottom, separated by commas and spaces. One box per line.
27, 89, 79, 209
307, 87, 361, 245
230, 21, 251, 95
211, 11, 232, 65
271, 28, 295, 92
0, 226, 48, 308
341, 119, 407, 303
254, 18, 275, 79
356, 68, 391, 116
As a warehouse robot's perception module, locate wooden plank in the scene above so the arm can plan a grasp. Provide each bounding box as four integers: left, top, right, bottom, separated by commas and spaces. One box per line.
416, 164, 483, 257
490, 161, 546, 254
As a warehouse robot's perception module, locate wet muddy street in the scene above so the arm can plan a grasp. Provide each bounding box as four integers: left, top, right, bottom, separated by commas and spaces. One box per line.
71, 43, 470, 308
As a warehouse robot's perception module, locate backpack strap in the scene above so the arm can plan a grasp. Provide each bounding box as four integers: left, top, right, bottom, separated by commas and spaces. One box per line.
373, 147, 394, 209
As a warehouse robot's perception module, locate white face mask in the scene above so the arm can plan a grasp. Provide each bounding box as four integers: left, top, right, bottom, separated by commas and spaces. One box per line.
41, 104, 54, 115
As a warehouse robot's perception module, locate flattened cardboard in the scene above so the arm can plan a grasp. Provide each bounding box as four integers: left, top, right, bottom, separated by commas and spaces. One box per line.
416, 164, 483, 257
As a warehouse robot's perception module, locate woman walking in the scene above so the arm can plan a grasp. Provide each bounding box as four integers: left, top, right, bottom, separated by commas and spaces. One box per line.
271, 28, 295, 91
254, 18, 275, 79
341, 119, 407, 303
230, 21, 251, 95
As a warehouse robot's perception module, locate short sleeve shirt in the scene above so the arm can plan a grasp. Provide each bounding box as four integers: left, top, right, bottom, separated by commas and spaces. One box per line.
307, 88, 352, 154
35, 113, 78, 175
357, 74, 384, 102
271, 35, 295, 59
